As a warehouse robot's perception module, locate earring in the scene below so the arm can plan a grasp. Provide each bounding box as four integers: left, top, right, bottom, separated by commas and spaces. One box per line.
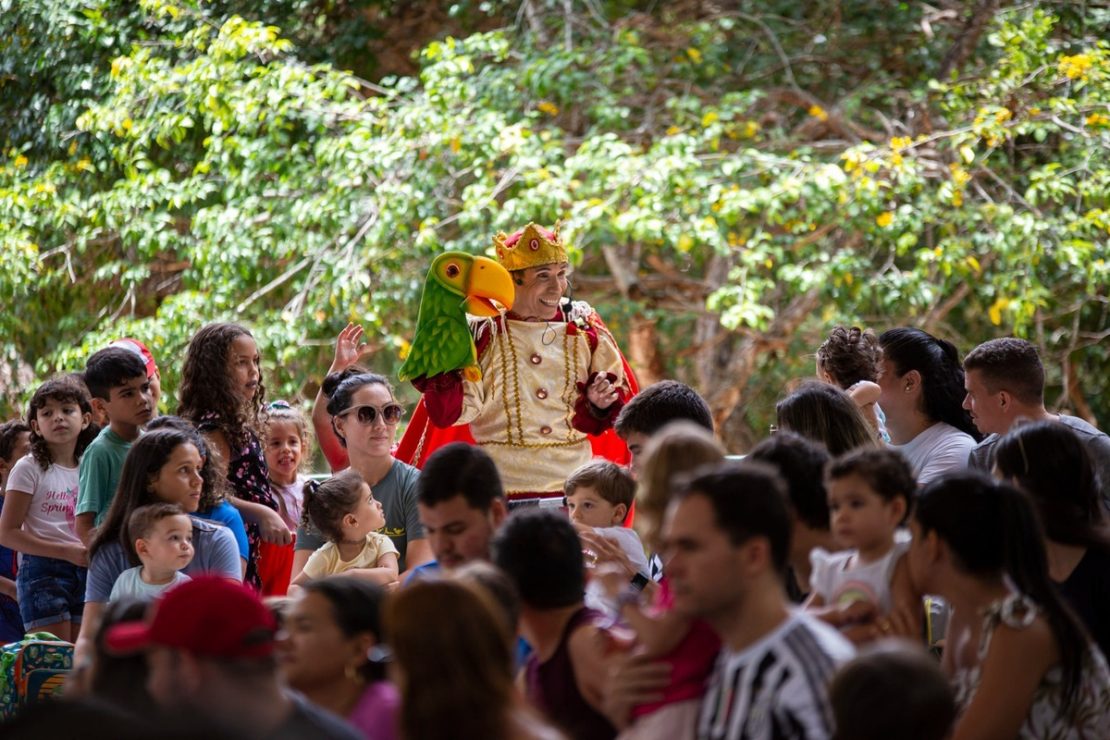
345, 662, 364, 684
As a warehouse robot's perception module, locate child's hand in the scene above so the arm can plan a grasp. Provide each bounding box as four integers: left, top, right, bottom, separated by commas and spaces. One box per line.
62, 543, 89, 568
330, 323, 374, 373
259, 509, 293, 545
596, 562, 630, 600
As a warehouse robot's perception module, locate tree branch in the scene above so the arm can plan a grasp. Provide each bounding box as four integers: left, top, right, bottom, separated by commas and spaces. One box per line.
936, 0, 1003, 80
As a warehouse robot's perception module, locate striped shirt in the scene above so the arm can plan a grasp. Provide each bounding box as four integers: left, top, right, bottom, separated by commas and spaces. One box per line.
698, 611, 854, 740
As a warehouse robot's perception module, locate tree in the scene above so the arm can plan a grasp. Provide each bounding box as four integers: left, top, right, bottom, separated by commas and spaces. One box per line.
1, 0, 1107, 449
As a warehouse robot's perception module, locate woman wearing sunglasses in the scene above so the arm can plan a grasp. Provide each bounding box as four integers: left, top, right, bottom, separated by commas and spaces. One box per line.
294, 363, 434, 583
396, 223, 638, 507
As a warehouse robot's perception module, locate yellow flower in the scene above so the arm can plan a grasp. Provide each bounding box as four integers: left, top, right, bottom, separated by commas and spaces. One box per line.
1058, 53, 1093, 81
1085, 113, 1110, 128
75, 158, 94, 172
994, 108, 1012, 124
665, 125, 681, 136
988, 297, 1010, 326
890, 136, 912, 152
743, 121, 760, 138
686, 48, 702, 64
1028, 106, 1041, 116
13, 154, 28, 169
949, 163, 971, 187
808, 104, 829, 122
537, 101, 559, 116
701, 111, 719, 128
951, 189, 964, 207
875, 211, 894, 228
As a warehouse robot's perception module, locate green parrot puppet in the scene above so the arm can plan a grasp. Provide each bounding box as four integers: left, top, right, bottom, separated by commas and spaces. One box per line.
398, 252, 515, 383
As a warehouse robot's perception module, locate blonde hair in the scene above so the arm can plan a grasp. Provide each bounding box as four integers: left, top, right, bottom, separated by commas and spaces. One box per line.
637, 421, 726, 547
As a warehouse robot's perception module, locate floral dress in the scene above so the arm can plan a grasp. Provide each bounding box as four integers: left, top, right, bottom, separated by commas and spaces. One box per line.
954, 592, 1110, 739
198, 415, 278, 590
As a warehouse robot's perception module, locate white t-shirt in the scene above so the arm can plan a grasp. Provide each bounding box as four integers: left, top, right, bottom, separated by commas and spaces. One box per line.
890, 422, 975, 485
585, 526, 650, 618
698, 611, 855, 740
109, 566, 191, 601
809, 539, 909, 615
5, 455, 82, 547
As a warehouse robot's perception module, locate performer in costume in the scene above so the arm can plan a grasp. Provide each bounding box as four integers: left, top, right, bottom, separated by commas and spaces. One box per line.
396, 223, 637, 505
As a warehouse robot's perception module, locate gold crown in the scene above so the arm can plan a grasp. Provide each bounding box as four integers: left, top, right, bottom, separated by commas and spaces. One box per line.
493, 222, 568, 272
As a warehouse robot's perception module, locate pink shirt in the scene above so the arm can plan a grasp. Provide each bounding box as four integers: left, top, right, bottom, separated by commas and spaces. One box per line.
632, 577, 722, 718
347, 680, 399, 740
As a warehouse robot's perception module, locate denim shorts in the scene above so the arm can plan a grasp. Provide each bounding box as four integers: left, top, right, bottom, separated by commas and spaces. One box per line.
16, 554, 87, 630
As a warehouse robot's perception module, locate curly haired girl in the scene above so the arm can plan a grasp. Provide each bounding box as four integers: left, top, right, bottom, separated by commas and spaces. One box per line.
178, 322, 284, 592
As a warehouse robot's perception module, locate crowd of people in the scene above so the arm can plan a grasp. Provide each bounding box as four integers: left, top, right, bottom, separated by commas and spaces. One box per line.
0, 223, 1108, 740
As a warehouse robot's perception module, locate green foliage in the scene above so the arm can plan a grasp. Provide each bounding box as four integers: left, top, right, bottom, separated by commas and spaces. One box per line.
1, 0, 1108, 444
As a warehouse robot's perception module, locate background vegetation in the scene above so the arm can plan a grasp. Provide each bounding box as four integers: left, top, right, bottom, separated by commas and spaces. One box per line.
2, 0, 1108, 451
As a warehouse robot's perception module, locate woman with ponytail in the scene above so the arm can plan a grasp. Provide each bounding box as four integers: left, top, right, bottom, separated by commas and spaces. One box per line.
877, 328, 979, 484
907, 471, 1110, 739
994, 421, 1110, 657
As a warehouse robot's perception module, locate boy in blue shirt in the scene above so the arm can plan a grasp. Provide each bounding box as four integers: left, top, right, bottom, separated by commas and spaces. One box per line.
75, 347, 154, 545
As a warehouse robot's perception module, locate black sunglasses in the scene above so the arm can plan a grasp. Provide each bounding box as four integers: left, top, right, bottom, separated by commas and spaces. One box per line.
336, 403, 405, 425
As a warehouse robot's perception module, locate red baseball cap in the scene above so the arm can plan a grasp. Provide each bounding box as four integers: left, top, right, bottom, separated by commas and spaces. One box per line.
110, 338, 160, 380
105, 576, 277, 659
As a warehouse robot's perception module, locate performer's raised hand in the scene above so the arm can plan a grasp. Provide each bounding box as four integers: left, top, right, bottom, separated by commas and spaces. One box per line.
588, 373, 620, 409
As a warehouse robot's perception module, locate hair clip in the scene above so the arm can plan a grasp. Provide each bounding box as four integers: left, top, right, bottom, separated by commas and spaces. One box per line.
268, 400, 292, 410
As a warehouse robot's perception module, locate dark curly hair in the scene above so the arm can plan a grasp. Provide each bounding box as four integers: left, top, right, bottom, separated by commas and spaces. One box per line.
0, 420, 31, 463
817, 326, 881, 388
27, 376, 98, 471
177, 322, 266, 445
302, 469, 367, 543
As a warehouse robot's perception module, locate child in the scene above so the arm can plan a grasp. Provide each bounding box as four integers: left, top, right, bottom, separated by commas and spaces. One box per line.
598, 426, 724, 739
817, 326, 889, 442
564, 460, 649, 618
263, 402, 309, 532
808, 447, 921, 641
0, 376, 97, 641
908, 472, 1110, 737
258, 401, 310, 595
146, 416, 250, 577
178, 322, 284, 593
291, 470, 399, 586
0, 420, 31, 642
829, 640, 956, 740
109, 337, 162, 413
109, 503, 193, 600
76, 347, 154, 545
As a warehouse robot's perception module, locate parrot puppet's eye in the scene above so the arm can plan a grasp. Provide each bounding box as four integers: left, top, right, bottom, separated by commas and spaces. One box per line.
445, 263, 460, 278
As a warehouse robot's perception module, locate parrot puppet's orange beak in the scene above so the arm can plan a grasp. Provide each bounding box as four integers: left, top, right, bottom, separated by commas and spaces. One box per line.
464, 256, 515, 317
